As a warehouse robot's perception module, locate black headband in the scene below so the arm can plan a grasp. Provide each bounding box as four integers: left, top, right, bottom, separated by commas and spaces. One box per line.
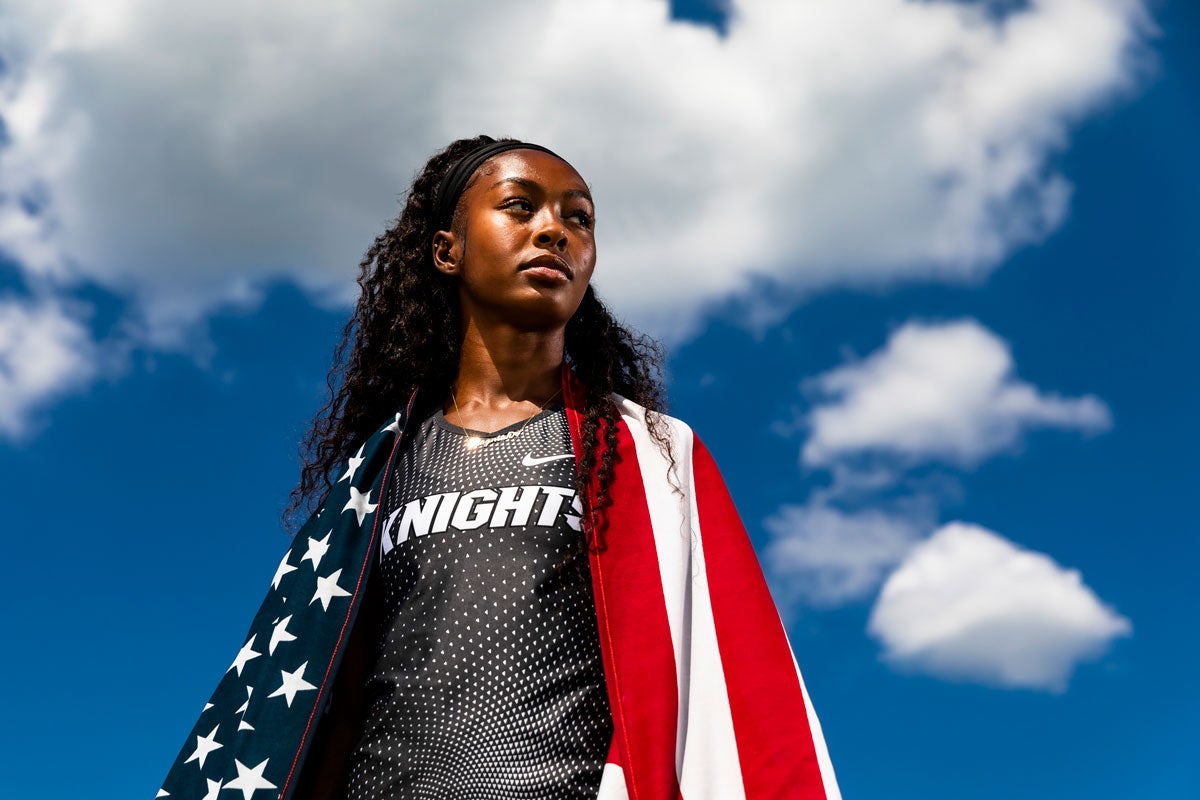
432, 140, 564, 232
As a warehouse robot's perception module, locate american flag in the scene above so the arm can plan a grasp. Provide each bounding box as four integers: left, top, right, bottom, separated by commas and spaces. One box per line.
158, 411, 407, 800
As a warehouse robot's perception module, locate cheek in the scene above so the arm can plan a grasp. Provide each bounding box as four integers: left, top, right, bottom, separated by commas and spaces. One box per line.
574, 234, 597, 264
578, 262, 596, 286
462, 225, 517, 271
574, 265, 596, 306
579, 248, 597, 283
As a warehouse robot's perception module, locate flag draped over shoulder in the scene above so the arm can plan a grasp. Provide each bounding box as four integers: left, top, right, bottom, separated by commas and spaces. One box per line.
157, 398, 412, 800
159, 372, 841, 799
571, 379, 841, 800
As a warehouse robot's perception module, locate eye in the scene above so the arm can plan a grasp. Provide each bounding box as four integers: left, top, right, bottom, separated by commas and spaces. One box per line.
569, 209, 594, 229
501, 197, 534, 213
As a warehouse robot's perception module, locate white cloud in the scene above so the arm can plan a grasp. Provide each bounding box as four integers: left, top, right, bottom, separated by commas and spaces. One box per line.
0, 0, 1153, 343
803, 319, 1112, 466
763, 499, 927, 606
867, 521, 1131, 691
0, 295, 101, 439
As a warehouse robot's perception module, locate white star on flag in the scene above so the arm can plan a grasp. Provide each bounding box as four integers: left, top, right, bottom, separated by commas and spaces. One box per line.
300, 532, 331, 571
338, 443, 366, 484
223, 758, 276, 800
268, 661, 317, 707
271, 553, 297, 590
311, 568, 352, 611
269, 615, 297, 655
227, 635, 261, 677
156, 790, 170, 798
183, 724, 222, 769
234, 685, 254, 730
343, 485, 376, 526
385, 412, 402, 433
200, 778, 223, 800
235, 686, 253, 716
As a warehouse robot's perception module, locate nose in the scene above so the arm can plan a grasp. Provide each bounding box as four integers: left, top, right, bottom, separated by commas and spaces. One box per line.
534, 213, 568, 250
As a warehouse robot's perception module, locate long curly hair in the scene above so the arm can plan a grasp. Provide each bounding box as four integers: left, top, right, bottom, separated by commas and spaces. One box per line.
283, 135, 672, 554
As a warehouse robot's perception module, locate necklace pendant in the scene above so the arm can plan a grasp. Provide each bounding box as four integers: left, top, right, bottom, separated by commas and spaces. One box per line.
465, 436, 484, 451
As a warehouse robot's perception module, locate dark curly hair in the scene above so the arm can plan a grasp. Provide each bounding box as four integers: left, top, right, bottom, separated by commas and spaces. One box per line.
283, 135, 672, 554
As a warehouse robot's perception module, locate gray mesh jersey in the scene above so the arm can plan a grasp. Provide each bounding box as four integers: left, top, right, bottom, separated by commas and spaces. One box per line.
341, 404, 613, 800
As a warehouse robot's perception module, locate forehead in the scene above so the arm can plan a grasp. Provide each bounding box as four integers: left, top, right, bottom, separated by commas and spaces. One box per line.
470, 149, 591, 197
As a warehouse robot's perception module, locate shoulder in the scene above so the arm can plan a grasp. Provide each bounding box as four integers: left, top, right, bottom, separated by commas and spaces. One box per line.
609, 395, 739, 514
611, 394, 731, 482
611, 393, 694, 443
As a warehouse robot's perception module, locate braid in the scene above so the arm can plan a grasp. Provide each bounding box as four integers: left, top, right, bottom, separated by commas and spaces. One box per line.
564, 286, 674, 554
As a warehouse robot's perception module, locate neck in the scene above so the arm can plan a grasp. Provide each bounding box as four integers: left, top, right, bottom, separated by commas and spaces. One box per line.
446, 316, 565, 427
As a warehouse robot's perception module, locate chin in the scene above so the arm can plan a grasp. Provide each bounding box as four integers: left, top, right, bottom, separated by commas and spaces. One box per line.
511, 290, 585, 330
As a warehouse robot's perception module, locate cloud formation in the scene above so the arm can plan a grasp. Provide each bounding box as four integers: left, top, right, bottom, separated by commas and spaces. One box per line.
803, 319, 1112, 466
763, 499, 927, 606
764, 315, 1112, 647
0, 0, 1152, 437
0, 296, 100, 439
867, 521, 1131, 691
0, 0, 1151, 334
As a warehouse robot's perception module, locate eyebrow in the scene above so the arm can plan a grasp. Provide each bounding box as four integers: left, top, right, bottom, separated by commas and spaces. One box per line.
490, 176, 593, 204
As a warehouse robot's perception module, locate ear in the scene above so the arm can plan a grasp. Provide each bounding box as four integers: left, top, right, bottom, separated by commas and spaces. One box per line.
431, 230, 460, 276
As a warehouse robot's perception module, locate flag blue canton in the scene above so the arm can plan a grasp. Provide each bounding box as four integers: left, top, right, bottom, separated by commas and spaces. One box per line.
158, 410, 409, 800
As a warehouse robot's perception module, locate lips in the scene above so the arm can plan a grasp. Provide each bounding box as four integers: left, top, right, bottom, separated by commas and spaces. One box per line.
520, 254, 573, 280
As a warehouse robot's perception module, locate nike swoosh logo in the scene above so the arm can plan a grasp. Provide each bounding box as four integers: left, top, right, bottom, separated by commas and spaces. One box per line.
522, 452, 575, 467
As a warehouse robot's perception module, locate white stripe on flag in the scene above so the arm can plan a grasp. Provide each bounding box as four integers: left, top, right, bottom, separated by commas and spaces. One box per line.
595, 762, 630, 800
618, 399, 747, 799
782, 625, 843, 799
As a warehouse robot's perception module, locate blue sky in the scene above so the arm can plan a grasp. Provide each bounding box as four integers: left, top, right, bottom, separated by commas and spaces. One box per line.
1, 1, 1196, 797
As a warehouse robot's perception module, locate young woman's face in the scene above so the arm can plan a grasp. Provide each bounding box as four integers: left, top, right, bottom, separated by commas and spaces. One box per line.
435, 149, 597, 331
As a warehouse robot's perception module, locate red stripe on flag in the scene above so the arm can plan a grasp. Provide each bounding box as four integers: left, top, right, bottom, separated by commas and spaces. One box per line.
563, 370, 681, 800
692, 436, 830, 799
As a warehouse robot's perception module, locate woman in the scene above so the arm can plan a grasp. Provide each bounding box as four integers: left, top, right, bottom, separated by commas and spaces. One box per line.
160, 136, 841, 800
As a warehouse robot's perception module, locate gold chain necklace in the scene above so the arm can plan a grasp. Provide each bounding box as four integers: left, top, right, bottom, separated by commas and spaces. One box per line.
449, 387, 563, 451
